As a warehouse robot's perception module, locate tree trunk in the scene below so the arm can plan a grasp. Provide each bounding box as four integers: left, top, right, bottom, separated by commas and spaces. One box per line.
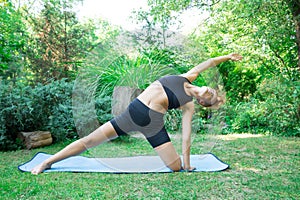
286, 0, 300, 70
111, 86, 143, 117
294, 6, 300, 71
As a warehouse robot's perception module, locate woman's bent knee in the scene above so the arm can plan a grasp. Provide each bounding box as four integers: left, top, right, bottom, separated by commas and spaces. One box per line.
168, 157, 182, 172
155, 142, 182, 171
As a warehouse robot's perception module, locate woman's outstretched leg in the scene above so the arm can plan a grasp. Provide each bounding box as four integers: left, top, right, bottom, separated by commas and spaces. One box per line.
31, 122, 118, 174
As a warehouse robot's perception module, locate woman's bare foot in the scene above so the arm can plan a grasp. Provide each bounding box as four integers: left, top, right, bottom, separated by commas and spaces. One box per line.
31, 162, 52, 175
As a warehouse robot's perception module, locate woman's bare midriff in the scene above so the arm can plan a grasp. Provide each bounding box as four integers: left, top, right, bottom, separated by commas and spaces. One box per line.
137, 81, 169, 114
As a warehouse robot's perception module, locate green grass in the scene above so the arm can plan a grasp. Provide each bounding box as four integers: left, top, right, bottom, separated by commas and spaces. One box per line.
1, 133, 299, 200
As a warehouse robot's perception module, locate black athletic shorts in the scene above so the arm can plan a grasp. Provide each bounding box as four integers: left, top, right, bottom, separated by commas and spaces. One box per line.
110, 98, 171, 148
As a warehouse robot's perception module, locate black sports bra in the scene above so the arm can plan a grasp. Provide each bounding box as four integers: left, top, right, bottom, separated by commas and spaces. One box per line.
158, 75, 193, 109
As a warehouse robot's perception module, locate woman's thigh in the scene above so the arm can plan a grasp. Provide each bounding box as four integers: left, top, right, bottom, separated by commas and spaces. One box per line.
80, 122, 118, 148
154, 142, 182, 171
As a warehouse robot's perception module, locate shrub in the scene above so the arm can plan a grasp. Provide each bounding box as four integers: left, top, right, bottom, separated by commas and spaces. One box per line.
224, 78, 300, 136
95, 95, 113, 125
218, 62, 258, 102
0, 79, 77, 150
0, 78, 121, 150
42, 80, 77, 142
164, 110, 182, 132
0, 106, 14, 151
1, 83, 39, 139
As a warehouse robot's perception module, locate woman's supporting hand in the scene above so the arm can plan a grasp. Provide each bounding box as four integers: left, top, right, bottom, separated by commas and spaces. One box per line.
183, 166, 196, 172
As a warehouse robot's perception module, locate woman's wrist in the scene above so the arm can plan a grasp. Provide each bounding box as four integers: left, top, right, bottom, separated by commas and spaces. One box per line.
226, 54, 233, 61
43, 160, 53, 168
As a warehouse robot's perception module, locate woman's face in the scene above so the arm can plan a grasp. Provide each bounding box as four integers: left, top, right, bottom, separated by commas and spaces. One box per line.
196, 86, 217, 107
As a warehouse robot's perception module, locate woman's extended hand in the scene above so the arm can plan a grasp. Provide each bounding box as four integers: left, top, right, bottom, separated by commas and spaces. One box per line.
31, 162, 52, 175
229, 53, 243, 61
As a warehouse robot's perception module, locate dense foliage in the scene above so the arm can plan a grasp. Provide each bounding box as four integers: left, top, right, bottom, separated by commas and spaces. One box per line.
0, 0, 299, 150
0, 1, 26, 83
0, 79, 75, 150
0, 79, 113, 150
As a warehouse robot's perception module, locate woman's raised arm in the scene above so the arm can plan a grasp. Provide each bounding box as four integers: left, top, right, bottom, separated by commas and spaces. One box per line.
183, 53, 243, 82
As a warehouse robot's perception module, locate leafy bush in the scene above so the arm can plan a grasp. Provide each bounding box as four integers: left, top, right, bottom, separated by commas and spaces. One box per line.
1, 83, 39, 141
0, 103, 14, 151
0, 79, 77, 150
218, 62, 258, 102
95, 95, 113, 125
224, 78, 300, 136
41, 80, 76, 142
164, 110, 182, 132
0, 78, 120, 150
83, 47, 188, 95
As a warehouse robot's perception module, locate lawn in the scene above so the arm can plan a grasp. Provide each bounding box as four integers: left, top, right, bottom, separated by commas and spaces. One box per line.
1, 133, 299, 199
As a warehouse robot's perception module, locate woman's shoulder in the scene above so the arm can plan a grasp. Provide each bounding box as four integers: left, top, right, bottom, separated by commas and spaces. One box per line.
160, 74, 191, 81
179, 74, 193, 83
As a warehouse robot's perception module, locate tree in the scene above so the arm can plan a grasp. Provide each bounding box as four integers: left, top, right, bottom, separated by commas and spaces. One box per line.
285, 0, 300, 70
23, 0, 94, 82
132, 0, 185, 48
137, 0, 300, 135
0, 0, 27, 83
143, 0, 299, 79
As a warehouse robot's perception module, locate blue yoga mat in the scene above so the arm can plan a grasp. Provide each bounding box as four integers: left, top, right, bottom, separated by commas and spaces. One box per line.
18, 152, 229, 173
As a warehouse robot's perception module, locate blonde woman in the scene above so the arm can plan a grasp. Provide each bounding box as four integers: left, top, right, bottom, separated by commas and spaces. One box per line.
31, 53, 242, 174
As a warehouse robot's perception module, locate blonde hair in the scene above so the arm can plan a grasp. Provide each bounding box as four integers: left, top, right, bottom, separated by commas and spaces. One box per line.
202, 89, 226, 109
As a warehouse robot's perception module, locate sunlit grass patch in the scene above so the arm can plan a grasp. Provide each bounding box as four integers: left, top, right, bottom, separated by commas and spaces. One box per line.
1, 134, 299, 199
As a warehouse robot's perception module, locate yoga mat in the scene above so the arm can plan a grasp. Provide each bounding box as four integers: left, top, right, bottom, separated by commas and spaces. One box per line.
18, 152, 229, 173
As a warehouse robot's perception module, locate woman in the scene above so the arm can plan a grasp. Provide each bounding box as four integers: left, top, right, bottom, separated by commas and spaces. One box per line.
31, 53, 242, 174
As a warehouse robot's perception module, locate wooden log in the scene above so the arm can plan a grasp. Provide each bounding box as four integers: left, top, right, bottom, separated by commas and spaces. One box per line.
29, 137, 53, 149
18, 131, 53, 149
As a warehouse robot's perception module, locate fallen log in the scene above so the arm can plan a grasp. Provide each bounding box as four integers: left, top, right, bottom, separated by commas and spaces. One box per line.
18, 131, 53, 149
